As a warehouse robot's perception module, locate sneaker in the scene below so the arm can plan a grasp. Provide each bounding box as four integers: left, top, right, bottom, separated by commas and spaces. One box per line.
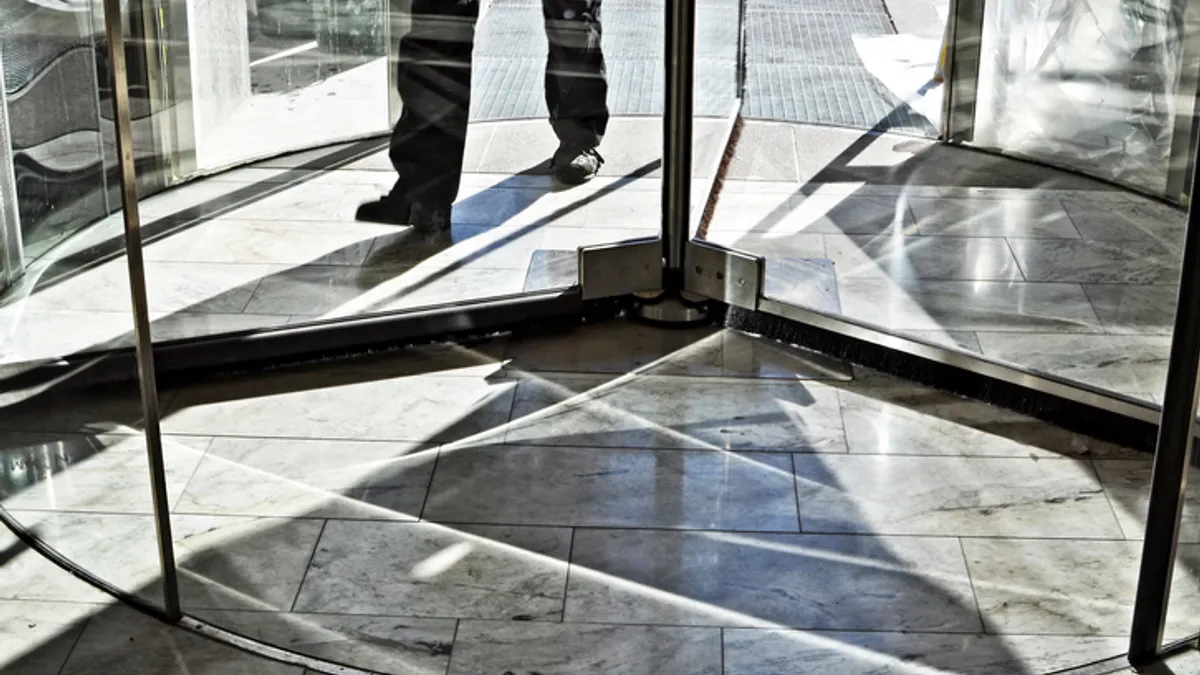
356, 195, 451, 234
552, 146, 603, 185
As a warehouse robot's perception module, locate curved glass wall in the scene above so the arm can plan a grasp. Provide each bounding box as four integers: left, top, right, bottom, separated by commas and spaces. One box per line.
5, 0, 1200, 670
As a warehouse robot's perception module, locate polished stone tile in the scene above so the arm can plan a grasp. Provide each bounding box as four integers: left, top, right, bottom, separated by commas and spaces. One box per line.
59, 605, 304, 675
837, 385, 1138, 459
1008, 238, 1181, 284
173, 515, 324, 612
196, 610, 456, 675
449, 621, 722, 675
0, 601, 103, 675
362, 224, 543, 270
150, 313, 291, 342
975, 332, 1170, 398
724, 123, 799, 182
425, 445, 799, 531
897, 329, 982, 352
164, 369, 516, 444
1084, 284, 1179, 335
700, 231, 827, 259
963, 538, 1200, 636
709, 193, 916, 236
292, 521, 571, 619
566, 529, 981, 631
910, 197, 1080, 238
1062, 199, 1185, 244
539, 226, 658, 250
356, 267, 530, 315
504, 374, 847, 452
523, 250, 577, 292
0, 521, 113, 604
0, 433, 209, 515
142, 219, 390, 266
793, 454, 1121, 538
825, 235, 1023, 281
723, 630, 1127, 675
0, 385, 175, 435
23, 260, 272, 315
720, 330, 853, 380
242, 263, 527, 317
836, 278, 1103, 333
238, 264, 401, 316
503, 322, 720, 375
3, 510, 162, 603
174, 437, 436, 520
1095, 459, 1200, 543
225, 182, 376, 222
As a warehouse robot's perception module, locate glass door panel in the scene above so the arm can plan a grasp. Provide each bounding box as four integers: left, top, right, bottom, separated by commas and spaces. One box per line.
968, 0, 1198, 200
151, 0, 394, 174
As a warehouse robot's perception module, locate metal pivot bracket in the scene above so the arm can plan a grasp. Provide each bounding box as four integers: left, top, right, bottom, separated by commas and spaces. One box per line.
683, 239, 765, 310
578, 237, 664, 300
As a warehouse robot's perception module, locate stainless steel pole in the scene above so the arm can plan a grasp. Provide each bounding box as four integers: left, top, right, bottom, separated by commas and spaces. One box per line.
662, 0, 695, 289
1128, 133, 1200, 664
0, 44, 24, 293
100, 0, 181, 621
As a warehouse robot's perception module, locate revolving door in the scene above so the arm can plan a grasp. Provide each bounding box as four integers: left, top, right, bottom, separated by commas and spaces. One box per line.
5, 0, 1200, 670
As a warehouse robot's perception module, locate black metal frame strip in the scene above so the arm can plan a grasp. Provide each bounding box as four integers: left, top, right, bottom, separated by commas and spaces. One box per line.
1129, 125, 1200, 664
0, 290, 585, 394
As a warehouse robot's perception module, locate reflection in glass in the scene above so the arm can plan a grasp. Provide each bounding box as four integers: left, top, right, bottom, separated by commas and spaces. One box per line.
698, 0, 1183, 408
973, 0, 1192, 198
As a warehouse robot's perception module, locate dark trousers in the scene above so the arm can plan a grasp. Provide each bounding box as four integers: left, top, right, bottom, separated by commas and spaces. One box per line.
390, 0, 609, 207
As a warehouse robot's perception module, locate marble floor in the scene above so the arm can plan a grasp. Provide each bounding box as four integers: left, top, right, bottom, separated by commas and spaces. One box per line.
0, 118, 1181, 408
2, 320, 1200, 674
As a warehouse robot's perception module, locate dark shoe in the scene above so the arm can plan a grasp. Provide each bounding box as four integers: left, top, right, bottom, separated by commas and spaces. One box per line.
356, 195, 451, 234
552, 146, 603, 185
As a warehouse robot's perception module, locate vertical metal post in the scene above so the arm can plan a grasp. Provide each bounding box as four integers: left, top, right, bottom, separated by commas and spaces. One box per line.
0, 43, 24, 293
101, 0, 182, 621
1128, 133, 1200, 665
662, 0, 695, 290
940, 0, 984, 143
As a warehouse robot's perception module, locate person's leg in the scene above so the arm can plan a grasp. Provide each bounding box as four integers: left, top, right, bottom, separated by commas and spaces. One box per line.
542, 0, 609, 184
357, 0, 480, 229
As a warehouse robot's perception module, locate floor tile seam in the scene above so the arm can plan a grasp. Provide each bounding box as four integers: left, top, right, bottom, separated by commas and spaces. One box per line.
411, 521, 1142, 544
415, 446, 444, 522
441, 619, 461, 675
500, 368, 852, 384
287, 519, 329, 614
137, 435, 1146, 459
1091, 458, 1142, 542
1001, 237, 1031, 283
50, 610, 92, 675
957, 536, 989, 633
170, 436, 217, 513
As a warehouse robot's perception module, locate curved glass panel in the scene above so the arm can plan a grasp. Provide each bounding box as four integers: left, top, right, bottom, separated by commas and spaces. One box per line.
971, 0, 1196, 200
151, 0, 393, 173
0, 1, 168, 611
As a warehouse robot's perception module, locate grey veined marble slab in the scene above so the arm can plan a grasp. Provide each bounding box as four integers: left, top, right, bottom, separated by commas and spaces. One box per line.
793, 454, 1122, 538
58, 605, 303, 675
723, 630, 1127, 675
173, 437, 437, 521
836, 384, 1141, 459
963, 538, 1200, 637
164, 370, 517, 444
292, 521, 571, 620
423, 445, 800, 531
449, 621, 722, 675
504, 374, 847, 452
564, 529, 982, 632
